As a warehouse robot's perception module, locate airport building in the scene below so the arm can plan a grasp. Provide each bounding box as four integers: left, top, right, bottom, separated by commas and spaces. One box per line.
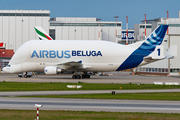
120, 29, 135, 44
49, 17, 122, 43
0, 10, 50, 51
134, 24, 152, 41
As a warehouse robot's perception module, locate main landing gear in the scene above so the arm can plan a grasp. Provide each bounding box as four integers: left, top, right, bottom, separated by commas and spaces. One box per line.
72, 74, 90, 79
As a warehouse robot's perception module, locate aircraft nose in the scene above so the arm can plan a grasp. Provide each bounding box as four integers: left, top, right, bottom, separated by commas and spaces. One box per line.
2, 67, 10, 73
2, 67, 6, 72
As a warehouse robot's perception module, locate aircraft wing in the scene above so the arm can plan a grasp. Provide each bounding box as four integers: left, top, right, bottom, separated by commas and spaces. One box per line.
57, 61, 92, 71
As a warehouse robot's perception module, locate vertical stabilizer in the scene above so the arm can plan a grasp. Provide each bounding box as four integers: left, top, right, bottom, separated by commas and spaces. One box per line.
138, 25, 168, 52
34, 26, 53, 40
116, 25, 168, 71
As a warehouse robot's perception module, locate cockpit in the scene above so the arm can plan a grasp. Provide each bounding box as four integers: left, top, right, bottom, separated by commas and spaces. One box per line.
6, 65, 11, 67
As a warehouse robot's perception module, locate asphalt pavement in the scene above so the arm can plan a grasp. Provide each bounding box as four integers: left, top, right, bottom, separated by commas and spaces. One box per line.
0, 72, 179, 84
0, 97, 180, 113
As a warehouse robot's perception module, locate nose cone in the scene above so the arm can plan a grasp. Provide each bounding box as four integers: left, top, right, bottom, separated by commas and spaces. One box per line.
2, 64, 22, 74
2, 67, 10, 73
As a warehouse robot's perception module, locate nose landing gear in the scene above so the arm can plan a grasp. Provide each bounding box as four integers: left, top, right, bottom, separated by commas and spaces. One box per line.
18, 72, 33, 78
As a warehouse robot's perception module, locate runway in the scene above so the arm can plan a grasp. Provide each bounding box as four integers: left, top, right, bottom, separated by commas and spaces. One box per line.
1, 89, 180, 97
0, 72, 180, 84
0, 97, 180, 113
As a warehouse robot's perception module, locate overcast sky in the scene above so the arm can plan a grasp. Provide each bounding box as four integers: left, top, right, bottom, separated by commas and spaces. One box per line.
0, 0, 179, 29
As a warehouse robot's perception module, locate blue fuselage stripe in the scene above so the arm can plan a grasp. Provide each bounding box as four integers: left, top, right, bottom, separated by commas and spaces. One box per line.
116, 49, 151, 71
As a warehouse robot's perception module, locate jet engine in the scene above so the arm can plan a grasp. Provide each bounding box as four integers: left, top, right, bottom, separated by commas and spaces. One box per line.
44, 66, 62, 75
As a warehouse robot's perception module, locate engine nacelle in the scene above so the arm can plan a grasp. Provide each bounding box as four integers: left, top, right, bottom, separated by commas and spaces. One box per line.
44, 66, 62, 75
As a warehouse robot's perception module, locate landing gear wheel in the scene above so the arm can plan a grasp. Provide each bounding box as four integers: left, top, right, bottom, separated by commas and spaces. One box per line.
86, 75, 90, 79
82, 75, 86, 79
77, 75, 81, 79
24, 75, 27, 78
72, 75, 77, 79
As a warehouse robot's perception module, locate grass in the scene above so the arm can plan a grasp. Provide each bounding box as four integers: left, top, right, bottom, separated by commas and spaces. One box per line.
0, 109, 180, 120
0, 82, 180, 91
23, 92, 180, 101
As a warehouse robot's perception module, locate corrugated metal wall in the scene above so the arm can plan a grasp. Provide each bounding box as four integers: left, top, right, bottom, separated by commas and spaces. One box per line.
0, 10, 50, 51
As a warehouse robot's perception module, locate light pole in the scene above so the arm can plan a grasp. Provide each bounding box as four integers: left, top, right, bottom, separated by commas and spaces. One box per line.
97, 18, 101, 40
114, 16, 119, 43
144, 14, 146, 39
166, 11, 169, 34
126, 16, 128, 45
141, 22, 143, 40
167, 11, 170, 76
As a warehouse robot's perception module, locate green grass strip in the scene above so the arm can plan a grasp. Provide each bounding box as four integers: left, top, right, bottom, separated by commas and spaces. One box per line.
1, 82, 180, 91
23, 92, 180, 101
0, 109, 180, 120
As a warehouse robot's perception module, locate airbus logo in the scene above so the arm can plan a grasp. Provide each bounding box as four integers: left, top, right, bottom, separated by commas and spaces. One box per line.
31, 50, 102, 58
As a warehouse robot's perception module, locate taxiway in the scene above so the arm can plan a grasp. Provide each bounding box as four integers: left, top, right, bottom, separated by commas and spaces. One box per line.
0, 72, 179, 84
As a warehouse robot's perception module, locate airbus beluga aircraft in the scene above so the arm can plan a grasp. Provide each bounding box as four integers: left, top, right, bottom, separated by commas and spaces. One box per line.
3, 25, 169, 79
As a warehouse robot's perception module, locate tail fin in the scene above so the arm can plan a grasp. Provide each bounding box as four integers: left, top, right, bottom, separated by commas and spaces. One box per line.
34, 26, 53, 40
116, 25, 168, 71
138, 25, 168, 52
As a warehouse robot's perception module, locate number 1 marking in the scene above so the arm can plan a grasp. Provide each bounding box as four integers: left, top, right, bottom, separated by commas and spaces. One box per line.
157, 48, 160, 56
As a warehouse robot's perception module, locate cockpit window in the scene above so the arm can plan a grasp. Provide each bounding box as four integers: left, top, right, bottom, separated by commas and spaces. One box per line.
6, 65, 11, 67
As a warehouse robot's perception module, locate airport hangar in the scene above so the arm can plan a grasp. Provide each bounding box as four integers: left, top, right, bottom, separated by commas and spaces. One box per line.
0, 10, 180, 76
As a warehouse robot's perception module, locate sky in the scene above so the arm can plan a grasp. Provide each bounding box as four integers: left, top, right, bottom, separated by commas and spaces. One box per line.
0, 0, 180, 29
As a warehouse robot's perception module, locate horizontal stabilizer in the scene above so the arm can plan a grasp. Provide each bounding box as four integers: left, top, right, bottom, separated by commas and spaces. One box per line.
143, 56, 165, 63
165, 55, 173, 59
144, 45, 165, 61
143, 45, 176, 62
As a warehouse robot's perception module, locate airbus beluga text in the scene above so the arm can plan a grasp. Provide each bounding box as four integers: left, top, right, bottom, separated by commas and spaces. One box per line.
3, 25, 169, 79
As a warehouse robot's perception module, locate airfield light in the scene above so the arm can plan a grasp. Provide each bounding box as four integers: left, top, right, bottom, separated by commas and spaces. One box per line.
35, 104, 43, 120
114, 16, 119, 43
